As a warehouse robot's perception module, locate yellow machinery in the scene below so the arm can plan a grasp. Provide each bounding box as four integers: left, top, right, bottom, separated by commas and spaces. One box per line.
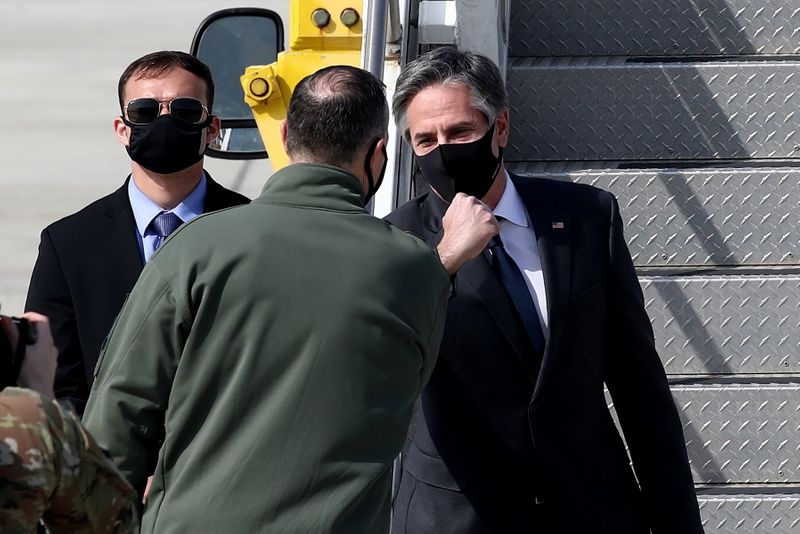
240, 0, 364, 170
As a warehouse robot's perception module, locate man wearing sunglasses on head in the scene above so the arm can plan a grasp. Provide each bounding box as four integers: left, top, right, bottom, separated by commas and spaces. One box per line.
26, 50, 249, 415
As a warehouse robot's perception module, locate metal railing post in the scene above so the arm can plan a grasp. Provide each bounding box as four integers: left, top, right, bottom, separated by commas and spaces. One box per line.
362, 0, 389, 80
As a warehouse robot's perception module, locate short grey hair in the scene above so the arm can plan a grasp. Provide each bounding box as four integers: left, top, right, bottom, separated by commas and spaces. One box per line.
392, 47, 509, 141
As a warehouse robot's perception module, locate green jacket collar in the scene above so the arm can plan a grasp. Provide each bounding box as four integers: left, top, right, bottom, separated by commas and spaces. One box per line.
255, 163, 366, 212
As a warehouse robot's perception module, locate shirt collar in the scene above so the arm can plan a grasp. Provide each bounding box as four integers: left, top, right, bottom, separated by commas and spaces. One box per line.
128, 172, 207, 236
492, 171, 529, 228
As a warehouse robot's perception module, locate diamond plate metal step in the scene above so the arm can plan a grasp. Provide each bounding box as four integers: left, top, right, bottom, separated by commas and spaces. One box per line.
640, 276, 800, 375
608, 385, 800, 483
698, 494, 800, 533
508, 167, 800, 268
678, 384, 800, 484
506, 61, 800, 162
510, 0, 800, 57
505, 0, 800, 531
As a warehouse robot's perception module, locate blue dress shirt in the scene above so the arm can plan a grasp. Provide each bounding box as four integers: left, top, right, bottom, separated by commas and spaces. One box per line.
127, 173, 207, 263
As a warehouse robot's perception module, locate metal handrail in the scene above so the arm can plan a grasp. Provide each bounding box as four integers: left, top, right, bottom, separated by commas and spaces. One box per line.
362, 0, 390, 80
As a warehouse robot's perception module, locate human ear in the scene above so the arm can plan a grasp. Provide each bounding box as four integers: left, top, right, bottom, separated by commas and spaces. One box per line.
494, 109, 510, 149
113, 116, 130, 147
205, 115, 222, 145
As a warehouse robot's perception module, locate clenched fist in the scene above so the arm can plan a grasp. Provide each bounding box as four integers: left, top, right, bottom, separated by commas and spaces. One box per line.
436, 193, 500, 275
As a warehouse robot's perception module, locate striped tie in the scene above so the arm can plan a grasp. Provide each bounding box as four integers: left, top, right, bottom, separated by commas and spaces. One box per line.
151, 211, 183, 251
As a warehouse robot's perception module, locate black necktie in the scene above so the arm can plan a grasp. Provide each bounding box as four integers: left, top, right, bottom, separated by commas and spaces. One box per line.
489, 234, 546, 358
151, 211, 183, 250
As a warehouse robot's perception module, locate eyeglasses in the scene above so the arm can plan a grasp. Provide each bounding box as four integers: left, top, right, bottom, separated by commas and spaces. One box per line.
123, 97, 209, 125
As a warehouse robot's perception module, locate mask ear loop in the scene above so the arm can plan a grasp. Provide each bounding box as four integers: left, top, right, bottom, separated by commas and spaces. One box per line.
490, 146, 504, 181
363, 137, 382, 201
197, 115, 215, 129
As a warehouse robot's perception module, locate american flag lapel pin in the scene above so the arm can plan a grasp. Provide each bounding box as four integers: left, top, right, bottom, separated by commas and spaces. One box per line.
552, 221, 565, 229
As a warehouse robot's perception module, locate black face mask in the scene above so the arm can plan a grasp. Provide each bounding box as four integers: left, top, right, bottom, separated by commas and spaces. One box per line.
415, 123, 502, 202
123, 114, 213, 174
363, 138, 388, 203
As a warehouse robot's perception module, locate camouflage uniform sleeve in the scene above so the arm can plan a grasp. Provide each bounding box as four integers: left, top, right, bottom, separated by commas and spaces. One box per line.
0, 387, 140, 533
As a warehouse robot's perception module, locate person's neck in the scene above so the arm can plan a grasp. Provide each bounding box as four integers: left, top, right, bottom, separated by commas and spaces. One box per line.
131, 161, 204, 210
289, 156, 368, 200
481, 164, 508, 209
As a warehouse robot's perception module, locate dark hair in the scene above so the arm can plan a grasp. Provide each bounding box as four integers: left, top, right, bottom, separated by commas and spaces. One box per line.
285, 65, 389, 167
118, 51, 215, 109
392, 47, 508, 140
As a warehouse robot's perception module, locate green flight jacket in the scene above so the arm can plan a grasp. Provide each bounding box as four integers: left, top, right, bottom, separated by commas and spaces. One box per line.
83, 163, 450, 534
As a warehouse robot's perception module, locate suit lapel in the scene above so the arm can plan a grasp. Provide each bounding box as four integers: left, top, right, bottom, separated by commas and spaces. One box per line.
459, 256, 541, 378
512, 174, 573, 397
420, 191, 541, 380
203, 172, 228, 212
99, 172, 242, 295
414, 175, 574, 393
101, 180, 144, 291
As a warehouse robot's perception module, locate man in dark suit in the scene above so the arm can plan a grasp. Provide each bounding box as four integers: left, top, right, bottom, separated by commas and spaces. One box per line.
387, 48, 704, 534
26, 51, 249, 414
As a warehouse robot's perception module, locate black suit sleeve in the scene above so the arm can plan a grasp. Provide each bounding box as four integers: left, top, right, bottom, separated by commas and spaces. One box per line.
26, 228, 88, 413
602, 194, 703, 533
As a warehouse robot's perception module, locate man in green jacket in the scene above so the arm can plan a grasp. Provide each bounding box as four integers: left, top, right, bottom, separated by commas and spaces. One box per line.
82, 65, 491, 533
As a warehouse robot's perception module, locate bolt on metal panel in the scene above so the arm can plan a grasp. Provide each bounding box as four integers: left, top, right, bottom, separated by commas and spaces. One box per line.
609, 385, 800, 483
506, 61, 800, 162
510, 168, 800, 267
639, 276, 800, 375
697, 495, 800, 533
509, 0, 800, 57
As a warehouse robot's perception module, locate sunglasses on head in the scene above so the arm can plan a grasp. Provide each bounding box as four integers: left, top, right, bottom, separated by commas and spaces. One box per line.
123, 97, 210, 125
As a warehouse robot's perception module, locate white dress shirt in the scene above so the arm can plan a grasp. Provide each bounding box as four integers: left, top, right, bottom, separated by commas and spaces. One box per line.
492, 173, 549, 339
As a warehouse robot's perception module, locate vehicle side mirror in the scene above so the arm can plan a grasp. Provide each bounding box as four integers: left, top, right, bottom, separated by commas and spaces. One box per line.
191, 8, 284, 160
